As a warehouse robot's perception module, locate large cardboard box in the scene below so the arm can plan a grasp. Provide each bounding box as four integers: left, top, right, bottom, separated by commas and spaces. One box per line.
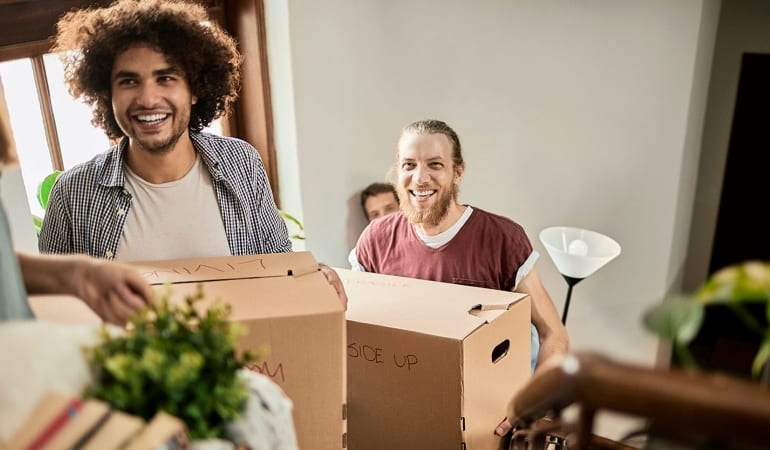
132, 252, 346, 450
31, 252, 347, 450
338, 269, 531, 450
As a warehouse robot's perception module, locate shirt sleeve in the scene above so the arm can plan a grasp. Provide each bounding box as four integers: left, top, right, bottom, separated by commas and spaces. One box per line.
354, 224, 375, 272
348, 247, 366, 272
37, 178, 72, 255
251, 151, 292, 254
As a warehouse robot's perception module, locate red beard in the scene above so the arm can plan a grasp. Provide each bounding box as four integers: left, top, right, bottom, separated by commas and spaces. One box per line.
398, 183, 458, 227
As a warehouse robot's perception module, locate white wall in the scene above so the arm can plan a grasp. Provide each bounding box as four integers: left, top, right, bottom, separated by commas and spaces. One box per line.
684, 0, 770, 291
266, 0, 721, 438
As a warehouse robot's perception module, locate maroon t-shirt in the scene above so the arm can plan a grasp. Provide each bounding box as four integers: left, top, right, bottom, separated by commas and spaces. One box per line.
356, 207, 533, 291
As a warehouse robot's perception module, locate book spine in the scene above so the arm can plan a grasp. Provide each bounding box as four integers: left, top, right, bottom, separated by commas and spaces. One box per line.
70, 410, 114, 450
23, 398, 83, 450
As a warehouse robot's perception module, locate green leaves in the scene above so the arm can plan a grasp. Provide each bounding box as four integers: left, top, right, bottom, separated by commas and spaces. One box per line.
33, 169, 62, 235
83, 285, 257, 439
644, 260, 770, 380
643, 296, 703, 344
278, 209, 305, 240
643, 296, 703, 370
36, 169, 62, 211
754, 335, 770, 378
694, 261, 770, 305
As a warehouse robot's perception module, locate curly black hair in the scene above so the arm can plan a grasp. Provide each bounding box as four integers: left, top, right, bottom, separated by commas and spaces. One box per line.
53, 0, 242, 139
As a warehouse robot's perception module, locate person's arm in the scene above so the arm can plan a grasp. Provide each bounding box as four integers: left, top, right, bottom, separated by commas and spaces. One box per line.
517, 267, 570, 367
17, 252, 154, 325
247, 144, 292, 254
37, 177, 73, 255
495, 266, 569, 436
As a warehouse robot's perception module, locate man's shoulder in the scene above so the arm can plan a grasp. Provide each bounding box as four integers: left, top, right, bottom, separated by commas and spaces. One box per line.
56, 147, 120, 187
358, 212, 406, 243
468, 206, 528, 237
192, 132, 255, 156
470, 206, 520, 226
369, 212, 407, 231
191, 132, 262, 176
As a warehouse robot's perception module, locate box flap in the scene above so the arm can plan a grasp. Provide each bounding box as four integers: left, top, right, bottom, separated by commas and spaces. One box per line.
165, 271, 343, 318
338, 269, 528, 340
131, 251, 319, 285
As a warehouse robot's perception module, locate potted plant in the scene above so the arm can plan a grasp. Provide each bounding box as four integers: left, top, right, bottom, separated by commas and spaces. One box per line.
83, 285, 257, 440
644, 260, 770, 385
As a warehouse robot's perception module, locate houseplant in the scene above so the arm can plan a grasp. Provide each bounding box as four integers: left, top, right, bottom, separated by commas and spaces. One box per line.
32, 169, 61, 234
644, 260, 770, 384
83, 285, 258, 440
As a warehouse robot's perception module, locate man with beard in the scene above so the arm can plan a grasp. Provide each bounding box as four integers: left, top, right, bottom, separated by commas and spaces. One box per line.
38, 0, 346, 306
353, 119, 568, 435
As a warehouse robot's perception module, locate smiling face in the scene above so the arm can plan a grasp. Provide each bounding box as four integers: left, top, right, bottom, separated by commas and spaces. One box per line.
111, 44, 196, 155
396, 132, 463, 228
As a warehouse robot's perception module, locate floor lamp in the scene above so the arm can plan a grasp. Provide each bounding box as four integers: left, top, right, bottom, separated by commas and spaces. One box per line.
540, 226, 621, 325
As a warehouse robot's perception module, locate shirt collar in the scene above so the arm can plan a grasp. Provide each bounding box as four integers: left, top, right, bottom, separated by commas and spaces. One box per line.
99, 138, 128, 188
100, 132, 223, 187
190, 132, 223, 180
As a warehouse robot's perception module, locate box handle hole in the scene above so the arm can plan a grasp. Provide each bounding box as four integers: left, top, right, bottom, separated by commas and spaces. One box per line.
491, 339, 510, 364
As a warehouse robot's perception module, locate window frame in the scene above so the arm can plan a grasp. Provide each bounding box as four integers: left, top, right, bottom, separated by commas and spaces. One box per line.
0, 0, 279, 204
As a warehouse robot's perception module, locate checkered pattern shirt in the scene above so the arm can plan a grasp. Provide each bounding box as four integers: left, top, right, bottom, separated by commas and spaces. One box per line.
38, 132, 291, 260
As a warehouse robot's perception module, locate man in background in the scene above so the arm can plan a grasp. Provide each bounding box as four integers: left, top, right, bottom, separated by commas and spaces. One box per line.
360, 182, 399, 222
348, 182, 399, 268
354, 119, 569, 435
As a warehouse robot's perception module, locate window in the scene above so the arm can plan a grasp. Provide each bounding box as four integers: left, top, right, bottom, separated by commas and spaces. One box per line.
0, 0, 278, 216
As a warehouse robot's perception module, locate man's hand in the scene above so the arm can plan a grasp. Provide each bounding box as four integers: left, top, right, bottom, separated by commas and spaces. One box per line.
75, 258, 155, 325
319, 264, 348, 310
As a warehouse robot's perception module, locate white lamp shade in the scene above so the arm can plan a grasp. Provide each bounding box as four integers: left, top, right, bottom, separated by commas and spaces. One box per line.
539, 226, 621, 279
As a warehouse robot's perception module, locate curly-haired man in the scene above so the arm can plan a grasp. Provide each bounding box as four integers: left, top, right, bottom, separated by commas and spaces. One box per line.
37, 0, 346, 306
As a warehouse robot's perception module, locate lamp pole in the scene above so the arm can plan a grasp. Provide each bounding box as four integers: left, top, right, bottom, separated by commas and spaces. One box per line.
561, 275, 584, 325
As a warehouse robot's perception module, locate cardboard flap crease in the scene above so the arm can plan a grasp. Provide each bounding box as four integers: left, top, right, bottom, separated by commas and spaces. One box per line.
131, 252, 320, 285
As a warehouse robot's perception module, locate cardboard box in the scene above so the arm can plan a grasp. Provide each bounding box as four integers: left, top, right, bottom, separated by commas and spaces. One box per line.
29, 295, 101, 324
338, 269, 531, 450
131, 252, 347, 450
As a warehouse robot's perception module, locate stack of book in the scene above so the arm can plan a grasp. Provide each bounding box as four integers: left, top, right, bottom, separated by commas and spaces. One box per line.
4, 392, 189, 450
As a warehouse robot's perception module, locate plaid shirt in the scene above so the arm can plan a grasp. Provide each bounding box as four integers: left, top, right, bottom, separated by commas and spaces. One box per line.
38, 132, 291, 260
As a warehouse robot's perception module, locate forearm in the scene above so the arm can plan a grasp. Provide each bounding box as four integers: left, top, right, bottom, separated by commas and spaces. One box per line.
17, 252, 89, 297
536, 328, 569, 368
516, 268, 570, 369
532, 302, 570, 369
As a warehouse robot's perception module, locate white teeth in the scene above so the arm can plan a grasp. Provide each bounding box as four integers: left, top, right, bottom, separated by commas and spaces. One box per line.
412, 190, 434, 197
136, 113, 168, 123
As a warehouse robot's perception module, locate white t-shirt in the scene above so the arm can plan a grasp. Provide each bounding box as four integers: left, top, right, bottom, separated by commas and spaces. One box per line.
117, 155, 231, 261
